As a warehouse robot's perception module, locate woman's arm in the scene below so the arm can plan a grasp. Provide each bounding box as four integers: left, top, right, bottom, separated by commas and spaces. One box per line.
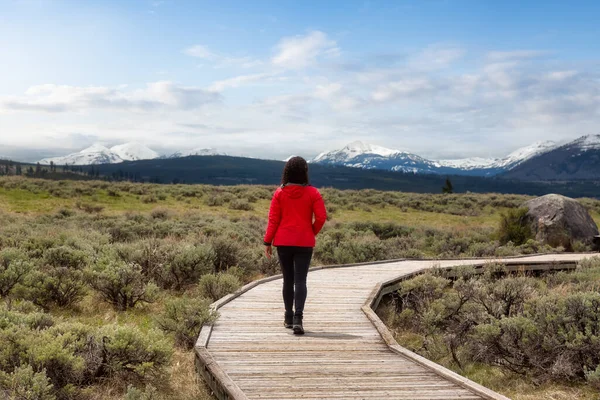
263, 191, 281, 245
312, 190, 327, 235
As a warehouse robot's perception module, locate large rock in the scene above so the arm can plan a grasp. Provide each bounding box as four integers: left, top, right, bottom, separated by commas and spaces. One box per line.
523, 194, 599, 250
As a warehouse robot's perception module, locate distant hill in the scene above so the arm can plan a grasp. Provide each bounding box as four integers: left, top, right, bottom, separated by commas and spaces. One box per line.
90, 155, 600, 197
503, 135, 600, 181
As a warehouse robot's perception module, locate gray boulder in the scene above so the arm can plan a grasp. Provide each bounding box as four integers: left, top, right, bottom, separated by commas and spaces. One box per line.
522, 194, 599, 250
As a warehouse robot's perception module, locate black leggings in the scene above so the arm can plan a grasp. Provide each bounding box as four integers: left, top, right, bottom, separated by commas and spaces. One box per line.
277, 246, 313, 318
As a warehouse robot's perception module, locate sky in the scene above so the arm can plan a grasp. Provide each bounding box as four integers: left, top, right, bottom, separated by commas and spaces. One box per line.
1, 0, 599, 162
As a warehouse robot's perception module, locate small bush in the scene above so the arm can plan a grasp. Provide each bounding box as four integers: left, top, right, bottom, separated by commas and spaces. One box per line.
100, 325, 172, 380
397, 273, 450, 314
161, 244, 215, 290
141, 195, 158, 204
55, 208, 74, 218
198, 272, 242, 302
498, 207, 533, 245
0, 307, 54, 330
0, 248, 34, 297
229, 199, 253, 211
150, 208, 171, 220
156, 296, 217, 349
204, 195, 225, 207
0, 366, 55, 400
17, 267, 87, 309
124, 384, 160, 400
75, 201, 104, 214
43, 246, 88, 269
209, 237, 248, 272
88, 256, 158, 311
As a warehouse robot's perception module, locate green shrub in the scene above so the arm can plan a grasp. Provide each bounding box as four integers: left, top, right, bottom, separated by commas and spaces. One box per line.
55, 208, 74, 218
124, 384, 160, 400
350, 222, 414, 240
107, 189, 121, 197
17, 266, 87, 309
88, 256, 158, 311
162, 244, 215, 290
498, 207, 533, 245
0, 307, 54, 330
397, 273, 450, 315
315, 230, 388, 264
141, 195, 158, 204
156, 296, 217, 349
472, 292, 600, 381
150, 208, 171, 220
229, 199, 253, 211
204, 195, 225, 207
100, 325, 172, 380
209, 237, 248, 272
75, 201, 104, 214
577, 256, 600, 271
198, 272, 242, 302
585, 365, 600, 390
25, 329, 87, 395
43, 246, 88, 269
0, 248, 34, 297
0, 366, 55, 400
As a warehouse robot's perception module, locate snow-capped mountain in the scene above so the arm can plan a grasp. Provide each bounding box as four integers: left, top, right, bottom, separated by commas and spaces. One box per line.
311, 140, 560, 176
313, 141, 450, 174
169, 148, 224, 158
568, 134, 600, 151
39, 144, 124, 166
492, 141, 557, 169
436, 157, 496, 170
38, 143, 226, 165
313, 141, 401, 164
111, 142, 159, 161
504, 135, 600, 180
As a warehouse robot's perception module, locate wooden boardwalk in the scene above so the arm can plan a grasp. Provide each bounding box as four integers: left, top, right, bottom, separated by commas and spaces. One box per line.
195, 253, 596, 400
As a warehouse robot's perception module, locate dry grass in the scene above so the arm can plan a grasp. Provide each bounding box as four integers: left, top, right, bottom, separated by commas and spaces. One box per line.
82, 350, 213, 400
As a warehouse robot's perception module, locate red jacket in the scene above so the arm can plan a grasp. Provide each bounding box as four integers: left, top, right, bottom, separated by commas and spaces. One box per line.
264, 185, 327, 248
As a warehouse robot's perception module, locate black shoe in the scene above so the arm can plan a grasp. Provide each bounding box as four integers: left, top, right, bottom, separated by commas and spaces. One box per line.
284, 313, 293, 329
293, 316, 304, 335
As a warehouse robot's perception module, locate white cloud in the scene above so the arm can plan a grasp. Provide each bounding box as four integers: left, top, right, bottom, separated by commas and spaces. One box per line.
371, 78, 436, 102
486, 50, 550, 62
183, 44, 261, 69
1, 82, 220, 113
409, 45, 465, 70
208, 73, 283, 91
272, 30, 339, 69
314, 83, 361, 111
183, 45, 215, 60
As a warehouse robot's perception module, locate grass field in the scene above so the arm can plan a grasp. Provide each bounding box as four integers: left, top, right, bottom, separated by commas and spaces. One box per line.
0, 176, 598, 399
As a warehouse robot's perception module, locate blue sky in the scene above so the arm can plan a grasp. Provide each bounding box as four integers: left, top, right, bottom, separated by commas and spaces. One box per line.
1, 0, 599, 161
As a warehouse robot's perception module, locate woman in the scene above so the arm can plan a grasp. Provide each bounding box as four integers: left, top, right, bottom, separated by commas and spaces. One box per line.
264, 156, 327, 335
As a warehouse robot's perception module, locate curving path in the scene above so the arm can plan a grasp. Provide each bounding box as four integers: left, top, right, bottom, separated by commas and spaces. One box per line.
195, 253, 596, 400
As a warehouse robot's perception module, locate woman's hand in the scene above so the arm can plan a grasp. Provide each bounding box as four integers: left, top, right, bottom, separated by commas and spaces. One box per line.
264, 245, 273, 259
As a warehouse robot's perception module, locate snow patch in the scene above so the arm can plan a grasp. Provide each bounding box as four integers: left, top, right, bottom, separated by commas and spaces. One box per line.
111, 142, 159, 161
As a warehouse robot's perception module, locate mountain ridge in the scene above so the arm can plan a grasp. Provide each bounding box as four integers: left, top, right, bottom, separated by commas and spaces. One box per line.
310, 139, 560, 176
33, 135, 599, 181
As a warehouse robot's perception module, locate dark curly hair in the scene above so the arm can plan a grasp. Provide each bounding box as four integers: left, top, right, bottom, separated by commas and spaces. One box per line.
281, 156, 309, 186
